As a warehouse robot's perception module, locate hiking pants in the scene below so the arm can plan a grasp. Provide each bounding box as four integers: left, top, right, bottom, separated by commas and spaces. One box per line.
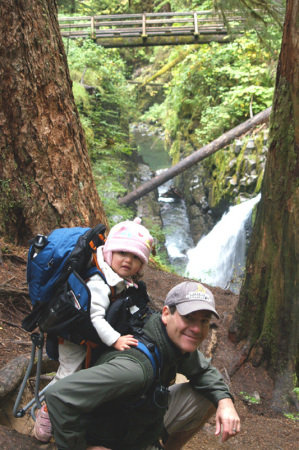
46, 356, 217, 449
143, 382, 216, 450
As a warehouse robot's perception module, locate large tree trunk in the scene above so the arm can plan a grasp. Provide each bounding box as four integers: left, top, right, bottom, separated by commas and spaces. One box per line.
231, 0, 299, 412
0, 0, 108, 244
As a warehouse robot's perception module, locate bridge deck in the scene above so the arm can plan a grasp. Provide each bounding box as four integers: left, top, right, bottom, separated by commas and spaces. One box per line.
59, 10, 245, 47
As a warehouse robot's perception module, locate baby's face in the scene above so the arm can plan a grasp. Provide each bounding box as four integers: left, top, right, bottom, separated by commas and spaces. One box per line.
111, 251, 142, 277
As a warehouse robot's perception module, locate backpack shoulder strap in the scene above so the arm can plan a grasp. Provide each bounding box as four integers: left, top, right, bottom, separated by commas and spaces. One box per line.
129, 334, 168, 410
84, 265, 106, 281
88, 224, 106, 252
135, 334, 162, 380
84, 257, 116, 302
135, 337, 162, 380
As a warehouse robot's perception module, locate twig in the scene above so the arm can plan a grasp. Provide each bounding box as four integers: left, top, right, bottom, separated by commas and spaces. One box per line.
222, 367, 231, 387
2, 253, 27, 264
0, 287, 29, 296
29, 375, 54, 382
0, 276, 15, 286
0, 318, 23, 329
81, 66, 87, 85
9, 340, 31, 346
249, 95, 253, 119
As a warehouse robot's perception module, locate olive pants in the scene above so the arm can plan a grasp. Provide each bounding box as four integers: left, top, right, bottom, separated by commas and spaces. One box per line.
143, 382, 216, 450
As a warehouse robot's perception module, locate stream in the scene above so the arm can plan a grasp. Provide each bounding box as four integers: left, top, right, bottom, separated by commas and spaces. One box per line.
132, 124, 193, 275
131, 124, 260, 293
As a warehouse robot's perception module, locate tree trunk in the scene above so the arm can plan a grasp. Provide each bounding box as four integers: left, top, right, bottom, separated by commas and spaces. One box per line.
231, 0, 299, 412
0, 0, 108, 245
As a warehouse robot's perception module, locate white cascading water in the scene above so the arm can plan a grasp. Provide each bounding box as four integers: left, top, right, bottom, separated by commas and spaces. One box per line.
185, 194, 261, 292
157, 169, 194, 275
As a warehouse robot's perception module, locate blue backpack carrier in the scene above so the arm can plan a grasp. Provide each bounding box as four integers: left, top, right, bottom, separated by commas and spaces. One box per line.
22, 223, 159, 357
23, 224, 107, 339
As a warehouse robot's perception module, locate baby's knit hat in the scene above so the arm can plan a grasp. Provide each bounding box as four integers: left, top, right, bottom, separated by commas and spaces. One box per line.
103, 218, 153, 272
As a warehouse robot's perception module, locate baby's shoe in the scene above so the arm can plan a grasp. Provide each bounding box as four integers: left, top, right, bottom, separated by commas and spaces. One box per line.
33, 404, 53, 442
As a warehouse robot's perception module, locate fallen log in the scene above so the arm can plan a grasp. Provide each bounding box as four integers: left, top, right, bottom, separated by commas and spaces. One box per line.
118, 106, 271, 205
0, 355, 31, 400
0, 354, 58, 402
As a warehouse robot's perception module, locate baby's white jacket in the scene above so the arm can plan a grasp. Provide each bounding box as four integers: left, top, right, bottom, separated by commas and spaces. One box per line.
87, 246, 127, 347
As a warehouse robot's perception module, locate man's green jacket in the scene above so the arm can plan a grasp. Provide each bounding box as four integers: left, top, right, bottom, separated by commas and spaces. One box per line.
45, 313, 233, 450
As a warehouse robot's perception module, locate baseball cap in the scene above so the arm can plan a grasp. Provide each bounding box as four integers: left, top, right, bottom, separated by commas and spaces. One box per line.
165, 281, 219, 319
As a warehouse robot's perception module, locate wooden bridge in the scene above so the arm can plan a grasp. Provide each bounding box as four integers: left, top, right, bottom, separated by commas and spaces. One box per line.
59, 11, 246, 48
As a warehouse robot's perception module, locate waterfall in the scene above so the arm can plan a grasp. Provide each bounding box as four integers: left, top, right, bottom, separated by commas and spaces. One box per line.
131, 124, 261, 291
157, 169, 194, 275
185, 194, 261, 293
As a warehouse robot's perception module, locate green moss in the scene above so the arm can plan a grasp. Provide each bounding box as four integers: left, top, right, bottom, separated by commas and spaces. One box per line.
236, 145, 247, 175
251, 201, 259, 224
0, 179, 22, 212
72, 82, 93, 113
169, 138, 181, 165
255, 170, 264, 193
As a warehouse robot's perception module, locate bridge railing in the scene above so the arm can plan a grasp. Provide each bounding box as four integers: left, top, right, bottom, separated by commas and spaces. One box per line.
58, 11, 245, 40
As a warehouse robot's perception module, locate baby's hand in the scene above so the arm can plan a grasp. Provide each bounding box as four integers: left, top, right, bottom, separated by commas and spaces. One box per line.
113, 335, 138, 351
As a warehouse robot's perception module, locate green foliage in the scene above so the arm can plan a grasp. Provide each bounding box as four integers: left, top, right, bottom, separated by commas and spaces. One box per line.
66, 39, 130, 91
240, 391, 260, 404
60, 1, 282, 224
140, 29, 280, 168
64, 38, 136, 224
141, 102, 167, 124
294, 387, 299, 399
57, 0, 154, 16
150, 253, 174, 273
283, 412, 299, 422
212, 0, 285, 30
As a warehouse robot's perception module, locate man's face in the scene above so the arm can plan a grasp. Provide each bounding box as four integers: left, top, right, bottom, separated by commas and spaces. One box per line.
161, 306, 212, 353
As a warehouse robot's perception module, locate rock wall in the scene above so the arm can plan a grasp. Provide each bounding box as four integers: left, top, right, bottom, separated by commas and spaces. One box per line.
180, 129, 268, 244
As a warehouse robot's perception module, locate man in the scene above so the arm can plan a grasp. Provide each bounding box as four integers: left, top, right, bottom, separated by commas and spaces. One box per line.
45, 281, 240, 450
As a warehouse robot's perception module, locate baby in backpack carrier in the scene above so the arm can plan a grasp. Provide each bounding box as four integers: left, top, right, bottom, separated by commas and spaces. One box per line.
33, 217, 153, 443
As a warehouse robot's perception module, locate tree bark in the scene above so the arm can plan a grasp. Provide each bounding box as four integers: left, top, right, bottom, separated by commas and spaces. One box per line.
0, 0, 108, 244
119, 107, 271, 205
231, 0, 299, 411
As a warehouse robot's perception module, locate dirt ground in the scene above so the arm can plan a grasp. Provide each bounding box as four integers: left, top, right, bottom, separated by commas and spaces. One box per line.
0, 238, 298, 449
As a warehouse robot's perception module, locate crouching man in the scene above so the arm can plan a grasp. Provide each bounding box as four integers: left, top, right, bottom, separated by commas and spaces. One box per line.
45, 281, 240, 450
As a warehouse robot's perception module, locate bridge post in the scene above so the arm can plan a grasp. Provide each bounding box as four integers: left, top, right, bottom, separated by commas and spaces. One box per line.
142, 13, 147, 38
91, 16, 95, 39
194, 12, 199, 35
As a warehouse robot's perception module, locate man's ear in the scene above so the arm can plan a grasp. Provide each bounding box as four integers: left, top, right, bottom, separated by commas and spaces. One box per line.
161, 305, 170, 325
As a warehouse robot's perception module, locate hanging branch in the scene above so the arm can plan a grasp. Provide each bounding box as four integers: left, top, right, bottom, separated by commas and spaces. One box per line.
141, 48, 194, 87
81, 66, 87, 85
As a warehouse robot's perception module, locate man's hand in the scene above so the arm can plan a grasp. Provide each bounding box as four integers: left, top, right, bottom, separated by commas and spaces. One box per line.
87, 447, 111, 450
112, 334, 138, 351
215, 398, 240, 442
